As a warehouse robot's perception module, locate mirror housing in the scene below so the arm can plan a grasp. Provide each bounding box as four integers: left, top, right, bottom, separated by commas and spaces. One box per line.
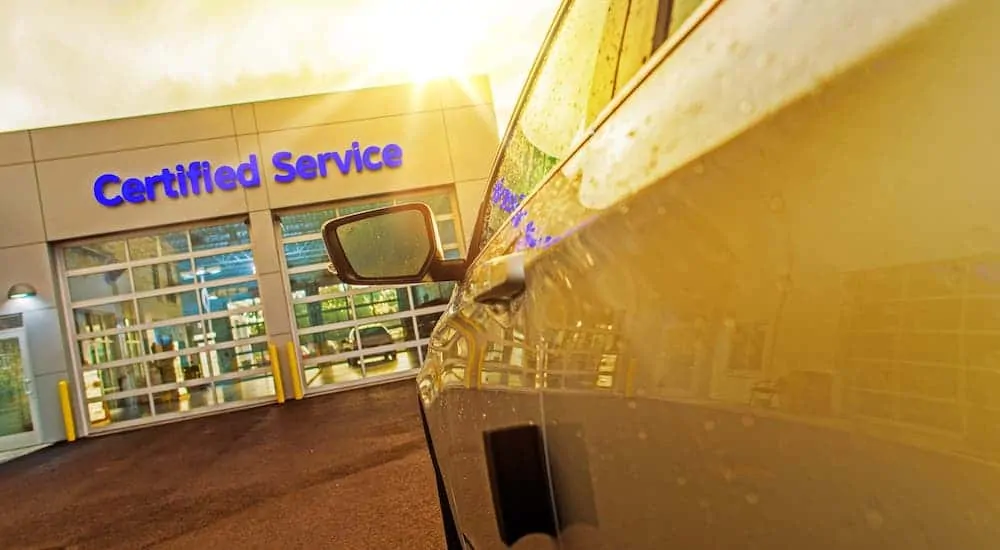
321, 203, 467, 286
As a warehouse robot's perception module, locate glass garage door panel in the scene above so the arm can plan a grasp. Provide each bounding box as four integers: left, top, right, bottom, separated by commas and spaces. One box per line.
281, 190, 461, 391
61, 221, 276, 431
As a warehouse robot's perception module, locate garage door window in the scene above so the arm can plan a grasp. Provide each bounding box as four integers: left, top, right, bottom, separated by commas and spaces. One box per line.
60, 220, 272, 430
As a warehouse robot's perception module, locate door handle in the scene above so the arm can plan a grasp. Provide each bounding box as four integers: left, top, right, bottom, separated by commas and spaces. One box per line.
473, 252, 526, 305
23, 377, 33, 395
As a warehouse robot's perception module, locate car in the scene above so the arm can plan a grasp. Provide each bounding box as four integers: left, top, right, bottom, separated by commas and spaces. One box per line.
322, 0, 1000, 548
341, 324, 396, 367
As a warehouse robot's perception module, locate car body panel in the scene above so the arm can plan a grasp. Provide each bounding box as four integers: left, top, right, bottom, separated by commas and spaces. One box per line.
418, 0, 1000, 547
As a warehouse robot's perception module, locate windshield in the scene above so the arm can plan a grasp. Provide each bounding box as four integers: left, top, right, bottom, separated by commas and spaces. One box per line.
360, 326, 387, 338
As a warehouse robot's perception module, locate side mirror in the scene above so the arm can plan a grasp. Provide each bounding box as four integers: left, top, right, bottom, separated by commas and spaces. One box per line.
321, 203, 467, 286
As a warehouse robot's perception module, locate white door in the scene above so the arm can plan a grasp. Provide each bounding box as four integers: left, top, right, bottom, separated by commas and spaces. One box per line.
0, 329, 40, 451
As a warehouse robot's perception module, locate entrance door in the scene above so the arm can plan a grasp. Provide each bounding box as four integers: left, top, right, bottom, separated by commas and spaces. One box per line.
0, 329, 40, 451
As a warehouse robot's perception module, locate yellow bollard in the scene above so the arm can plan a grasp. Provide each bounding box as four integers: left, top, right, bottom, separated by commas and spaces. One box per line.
57, 380, 76, 442
286, 341, 304, 400
269, 342, 286, 404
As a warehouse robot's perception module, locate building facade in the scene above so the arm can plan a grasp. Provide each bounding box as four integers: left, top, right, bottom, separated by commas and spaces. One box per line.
0, 76, 498, 448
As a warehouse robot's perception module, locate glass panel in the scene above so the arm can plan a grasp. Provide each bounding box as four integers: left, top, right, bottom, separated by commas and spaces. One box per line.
437, 219, 458, 246
127, 231, 190, 260
294, 297, 354, 329
412, 282, 456, 309
353, 317, 417, 350
206, 311, 266, 345
362, 346, 421, 378
78, 333, 144, 367
194, 252, 255, 283
178, 352, 210, 381
423, 193, 453, 217
417, 311, 445, 339
74, 300, 138, 333
203, 342, 270, 375
136, 291, 201, 323
68, 270, 132, 302
299, 327, 354, 360
289, 270, 348, 299
284, 239, 329, 269
0, 336, 32, 436
178, 383, 215, 412
147, 356, 180, 388
87, 363, 148, 397
152, 387, 183, 414
131, 321, 207, 355
215, 375, 276, 404
353, 288, 411, 319
203, 281, 261, 312
95, 394, 152, 426
132, 259, 192, 293
64, 240, 128, 271
444, 248, 462, 260
303, 359, 363, 387
281, 208, 336, 238
339, 201, 388, 216
190, 221, 250, 252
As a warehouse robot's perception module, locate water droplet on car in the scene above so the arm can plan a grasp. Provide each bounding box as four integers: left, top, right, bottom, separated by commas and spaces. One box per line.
739, 100, 756, 114
638, 430, 648, 441
704, 420, 716, 431
657, 206, 667, 215
683, 101, 705, 115
745, 493, 760, 505
676, 476, 687, 486
769, 195, 784, 212
692, 163, 706, 175
864, 508, 884, 530
627, 400, 638, 410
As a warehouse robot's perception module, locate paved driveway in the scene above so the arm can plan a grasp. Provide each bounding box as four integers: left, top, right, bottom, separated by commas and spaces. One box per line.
0, 380, 444, 549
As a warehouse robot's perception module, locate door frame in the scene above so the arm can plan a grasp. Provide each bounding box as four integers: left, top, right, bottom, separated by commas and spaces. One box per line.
0, 327, 42, 451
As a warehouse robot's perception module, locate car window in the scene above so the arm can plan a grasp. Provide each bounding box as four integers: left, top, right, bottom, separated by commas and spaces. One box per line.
667, 0, 709, 37
476, 0, 676, 251
360, 326, 385, 338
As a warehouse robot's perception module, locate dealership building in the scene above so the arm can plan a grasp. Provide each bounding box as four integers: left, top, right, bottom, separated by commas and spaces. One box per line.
0, 76, 498, 451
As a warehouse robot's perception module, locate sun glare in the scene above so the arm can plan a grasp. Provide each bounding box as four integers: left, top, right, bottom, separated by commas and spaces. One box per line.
365, 0, 480, 83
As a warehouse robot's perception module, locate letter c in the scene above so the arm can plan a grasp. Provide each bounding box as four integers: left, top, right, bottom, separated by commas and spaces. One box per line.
362, 146, 382, 170
93, 174, 124, 207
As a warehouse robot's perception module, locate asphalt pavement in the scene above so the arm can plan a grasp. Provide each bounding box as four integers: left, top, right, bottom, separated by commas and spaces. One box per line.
0, 380, 445, 549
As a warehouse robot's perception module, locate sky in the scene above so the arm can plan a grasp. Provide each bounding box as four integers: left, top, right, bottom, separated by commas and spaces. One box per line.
0, 0, 561, 134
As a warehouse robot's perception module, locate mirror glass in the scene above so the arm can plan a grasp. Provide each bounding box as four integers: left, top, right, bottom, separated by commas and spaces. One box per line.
335, 209, 434, 280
